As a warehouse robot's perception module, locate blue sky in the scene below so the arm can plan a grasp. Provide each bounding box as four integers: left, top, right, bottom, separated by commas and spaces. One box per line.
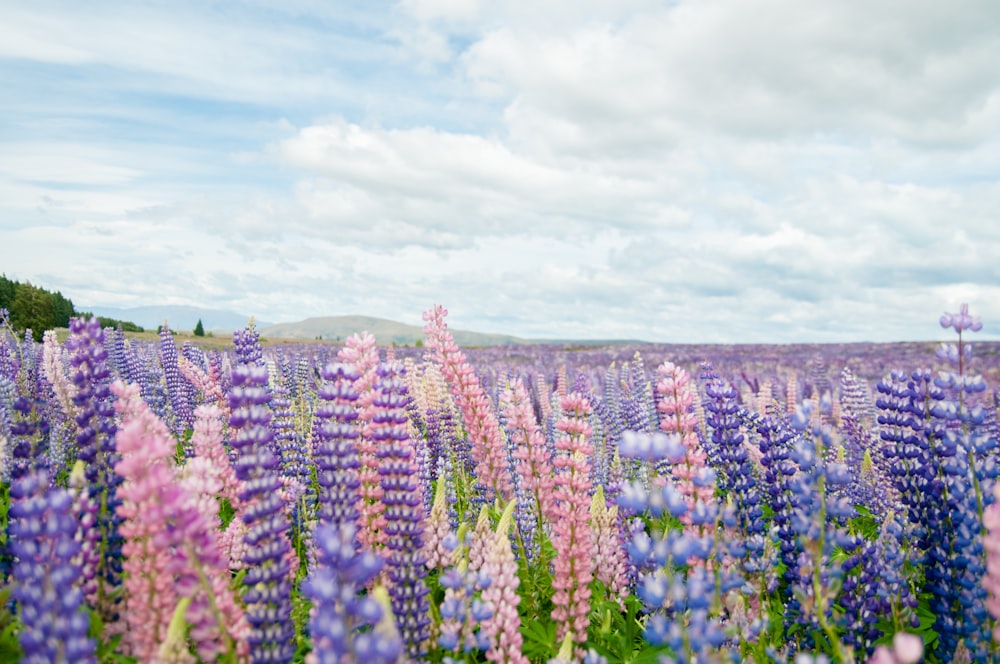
2, 0, 999, 343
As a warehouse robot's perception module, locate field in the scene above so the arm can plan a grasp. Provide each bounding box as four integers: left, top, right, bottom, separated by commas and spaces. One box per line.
1, 303, 998, 663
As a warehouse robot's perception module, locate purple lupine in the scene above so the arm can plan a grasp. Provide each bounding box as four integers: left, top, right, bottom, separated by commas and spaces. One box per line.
66, 316, 123, 624
704, 379, 763, 537
159, 322, 193, 435
229, 359, 296, 662
302, 522, 403, 664
373, 362, 431, 660
314, 362, 363, 527
272, 382, 309, 492
786, 401, 859, 658
9, 470, 97, 664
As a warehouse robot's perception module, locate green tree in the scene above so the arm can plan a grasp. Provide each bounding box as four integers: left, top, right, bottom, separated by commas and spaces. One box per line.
51, 291, 74, 328
10, 282, 54, 341
193, 319, 205, 337
0, 274, 14, 312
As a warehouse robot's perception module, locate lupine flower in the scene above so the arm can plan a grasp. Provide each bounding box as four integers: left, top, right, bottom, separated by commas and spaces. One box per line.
373, 362, 431, 660
550, 392, 596, 649
339, 332, 387, 551
313, 362, 363, 528
438, 553, 493, 657
228, 359, 296, 662
501, 378, 554, 541
42, 329, 76, 420
66, 316, 123, 626
423, 476, 456, 570
480, 499, 529, 664
159, 323, 194, 435
114, 381, 250, 662
301, 521, 403, 664
188, 403, 243, 511
590, 486, 629, 608
422, 304, 514, 502
9, 470, 97, 664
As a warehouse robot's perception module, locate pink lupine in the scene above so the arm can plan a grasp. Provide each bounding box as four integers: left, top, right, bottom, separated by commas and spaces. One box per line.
188, 403, 242, 510
502, 378, 555, 525
42, 329, 77, 419
177, 354, 228, 415
468, 505, 493, 574
113, 381, 185, 660
550, 392, 595, 649
656, 361, 713, 522
339, 332, 387, 550
590, 486, 628, 608
984, 482, 1000, 640
422, 304, 513, 502
113, 381, 249, 662
424, 477, 456, 571
481, 500, 529, 664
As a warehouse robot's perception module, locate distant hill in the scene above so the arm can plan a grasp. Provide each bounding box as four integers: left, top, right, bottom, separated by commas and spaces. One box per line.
260, 315, 530, 346
81, 305, 270, 333
260, 315, 646, 347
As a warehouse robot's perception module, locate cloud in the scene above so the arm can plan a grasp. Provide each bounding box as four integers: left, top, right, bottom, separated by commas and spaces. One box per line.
3, 0, 1000, 343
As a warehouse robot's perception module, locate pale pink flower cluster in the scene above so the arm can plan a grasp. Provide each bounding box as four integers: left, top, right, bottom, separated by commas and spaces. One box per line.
423, 477, 456, 571
550, 392, 595, 648
983, 482, 1000, 640
481, 501, 529, 664
188, 404, 242, 510
502, 379, 555, 524
422, 304, 513, 501
113, 381, 249, 662
590, 486, 628, 608
177, 355, 228, 416
42, 329, 77, 419
656, 362, 713, 522
338, 332, 387, 550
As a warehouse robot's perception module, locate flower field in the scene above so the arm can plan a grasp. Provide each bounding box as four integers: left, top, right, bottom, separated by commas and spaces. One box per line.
1, 303, 999, 663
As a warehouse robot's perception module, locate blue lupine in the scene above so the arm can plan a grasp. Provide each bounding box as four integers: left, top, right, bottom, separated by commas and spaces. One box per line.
373, 362, 431, 660
302, 521, 403, 664
704, 380, 763, 538
314, 362, 363, 527
229, 359, 295, 662
159, 322, 193, 435
66, 316, 123, 623
9, 470, 96, 664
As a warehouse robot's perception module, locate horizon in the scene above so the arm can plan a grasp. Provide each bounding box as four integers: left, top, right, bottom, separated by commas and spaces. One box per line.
2, 1, 999, 344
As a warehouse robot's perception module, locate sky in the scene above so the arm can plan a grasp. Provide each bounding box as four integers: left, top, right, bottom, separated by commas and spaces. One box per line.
2, 0, 999, 344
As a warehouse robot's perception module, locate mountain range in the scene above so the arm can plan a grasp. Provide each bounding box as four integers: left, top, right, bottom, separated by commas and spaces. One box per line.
81, 305, 643, 346
80, 305, 272, 333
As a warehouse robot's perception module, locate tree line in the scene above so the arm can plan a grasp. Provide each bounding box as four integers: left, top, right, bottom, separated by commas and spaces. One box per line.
0, 274, 142, 341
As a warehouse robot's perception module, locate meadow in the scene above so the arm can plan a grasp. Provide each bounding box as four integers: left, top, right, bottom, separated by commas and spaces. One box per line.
0, 303, 998, 663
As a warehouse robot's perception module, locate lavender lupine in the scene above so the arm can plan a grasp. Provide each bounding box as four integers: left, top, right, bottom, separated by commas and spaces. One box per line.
313, 362, 363, 528
786, 402, 859, 658
704, 379, 763, 538
301, 522, 404, 664
373, 362, 431, 660
438, 541, 493, 659
9, 470, 97, 663
66, 316, 123, 625
159, 322, 193, 436
228, 358, 296, 662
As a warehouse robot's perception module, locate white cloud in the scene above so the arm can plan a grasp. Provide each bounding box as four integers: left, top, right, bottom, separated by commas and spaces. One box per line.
3, 0, 1000, 343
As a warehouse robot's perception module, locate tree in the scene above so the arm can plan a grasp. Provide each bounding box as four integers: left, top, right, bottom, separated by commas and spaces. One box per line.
193, 319, 205, 337
11, 282, 54, 341
0, 274, 15, 312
